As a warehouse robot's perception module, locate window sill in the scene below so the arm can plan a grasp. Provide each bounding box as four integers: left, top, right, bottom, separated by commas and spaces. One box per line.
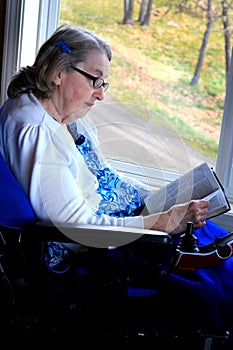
108, 158, 233, 233
211, 206, 233, 233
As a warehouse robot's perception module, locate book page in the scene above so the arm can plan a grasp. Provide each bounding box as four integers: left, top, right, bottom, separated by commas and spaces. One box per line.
144, 163, 225, 215
205, 189, 230, 219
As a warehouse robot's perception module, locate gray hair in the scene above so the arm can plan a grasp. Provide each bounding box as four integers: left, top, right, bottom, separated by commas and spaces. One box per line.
7, 24, 112, 98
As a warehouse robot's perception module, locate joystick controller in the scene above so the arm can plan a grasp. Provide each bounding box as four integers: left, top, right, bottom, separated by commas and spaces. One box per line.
177, 222, 199, 252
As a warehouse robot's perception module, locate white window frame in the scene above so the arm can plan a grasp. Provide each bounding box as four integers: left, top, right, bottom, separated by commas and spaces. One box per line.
215, 47, 233, 202
1, 0, 232, 232
0, 0, 60, 104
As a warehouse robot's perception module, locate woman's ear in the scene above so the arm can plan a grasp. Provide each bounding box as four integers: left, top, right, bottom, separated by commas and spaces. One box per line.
53, 71, 62, 86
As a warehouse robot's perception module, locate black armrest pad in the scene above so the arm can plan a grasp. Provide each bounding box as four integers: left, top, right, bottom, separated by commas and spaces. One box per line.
30, 221, 172, 248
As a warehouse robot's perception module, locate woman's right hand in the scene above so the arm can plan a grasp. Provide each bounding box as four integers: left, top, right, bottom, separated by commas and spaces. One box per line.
143, 199, 209, 234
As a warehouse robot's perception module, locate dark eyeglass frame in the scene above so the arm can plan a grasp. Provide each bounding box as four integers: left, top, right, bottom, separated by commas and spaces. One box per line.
71, 65, 109, 92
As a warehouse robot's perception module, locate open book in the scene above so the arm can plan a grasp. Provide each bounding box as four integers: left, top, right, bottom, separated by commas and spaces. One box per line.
144, 162, 231, 219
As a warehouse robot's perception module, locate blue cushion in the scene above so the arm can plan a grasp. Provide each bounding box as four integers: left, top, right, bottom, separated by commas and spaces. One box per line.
0, 152, 36, 229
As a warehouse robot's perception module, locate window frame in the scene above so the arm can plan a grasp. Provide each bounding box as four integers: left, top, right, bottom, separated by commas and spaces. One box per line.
215, 47, 233, 202
0, 0, 60, 104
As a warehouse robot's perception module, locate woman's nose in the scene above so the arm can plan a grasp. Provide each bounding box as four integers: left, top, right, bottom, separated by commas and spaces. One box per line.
93, 87, 105, 100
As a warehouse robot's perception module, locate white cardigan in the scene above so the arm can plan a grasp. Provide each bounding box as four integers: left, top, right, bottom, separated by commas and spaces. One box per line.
0, 93, 150, 230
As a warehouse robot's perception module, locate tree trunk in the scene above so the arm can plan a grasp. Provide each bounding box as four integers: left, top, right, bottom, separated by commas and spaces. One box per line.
221, 0, 231, 78
141, 0, 153, 26
123, 0, 134, 25
138, 0, 147, 22
190, 0, 213, 85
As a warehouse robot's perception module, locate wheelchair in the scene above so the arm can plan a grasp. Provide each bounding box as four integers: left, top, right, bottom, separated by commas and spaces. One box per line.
0, 151, 232, 348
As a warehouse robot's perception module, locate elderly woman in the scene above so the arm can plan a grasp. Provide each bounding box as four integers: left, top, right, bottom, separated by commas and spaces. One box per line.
0, 24, 208, 234
0, 24, 232, 340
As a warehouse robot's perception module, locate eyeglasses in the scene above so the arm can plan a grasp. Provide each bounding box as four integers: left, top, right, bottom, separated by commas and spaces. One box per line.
71, 66, 109, 92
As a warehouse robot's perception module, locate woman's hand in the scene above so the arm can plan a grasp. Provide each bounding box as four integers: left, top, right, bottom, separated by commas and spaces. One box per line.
143, 199, 209, 234
165, 199, 209, 234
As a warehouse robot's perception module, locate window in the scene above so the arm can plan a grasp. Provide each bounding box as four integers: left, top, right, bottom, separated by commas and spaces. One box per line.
1, 0, 232, 231
215, 53, 233, 201
0, 0, 60, 103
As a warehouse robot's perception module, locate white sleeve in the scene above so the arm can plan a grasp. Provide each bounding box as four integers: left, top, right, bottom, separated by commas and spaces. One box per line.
35, 123, 144, 230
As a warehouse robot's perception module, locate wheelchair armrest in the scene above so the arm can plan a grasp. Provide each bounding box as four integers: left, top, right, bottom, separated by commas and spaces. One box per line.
32, 221, 172, 248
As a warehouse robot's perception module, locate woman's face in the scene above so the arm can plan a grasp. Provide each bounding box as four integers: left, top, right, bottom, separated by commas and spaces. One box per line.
53, 50, 110, 124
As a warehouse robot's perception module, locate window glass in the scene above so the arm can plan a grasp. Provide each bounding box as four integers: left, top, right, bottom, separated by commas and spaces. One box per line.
59, 0, 226, 179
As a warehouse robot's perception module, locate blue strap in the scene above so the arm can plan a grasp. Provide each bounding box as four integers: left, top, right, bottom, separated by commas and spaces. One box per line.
72, 124, 142, 217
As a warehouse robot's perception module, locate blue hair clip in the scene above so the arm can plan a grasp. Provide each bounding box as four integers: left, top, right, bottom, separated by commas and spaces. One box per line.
53, 38, 72, 54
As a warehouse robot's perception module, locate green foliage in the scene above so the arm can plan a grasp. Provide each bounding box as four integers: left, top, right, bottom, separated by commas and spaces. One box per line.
60, 0, 230, 159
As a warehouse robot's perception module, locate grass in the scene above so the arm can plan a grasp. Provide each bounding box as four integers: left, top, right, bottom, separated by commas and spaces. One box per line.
60, 0, 228, 159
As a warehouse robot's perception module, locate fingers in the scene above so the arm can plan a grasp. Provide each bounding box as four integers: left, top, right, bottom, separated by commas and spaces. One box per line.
188, 199, 209, 226
168, 199, 209, 234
